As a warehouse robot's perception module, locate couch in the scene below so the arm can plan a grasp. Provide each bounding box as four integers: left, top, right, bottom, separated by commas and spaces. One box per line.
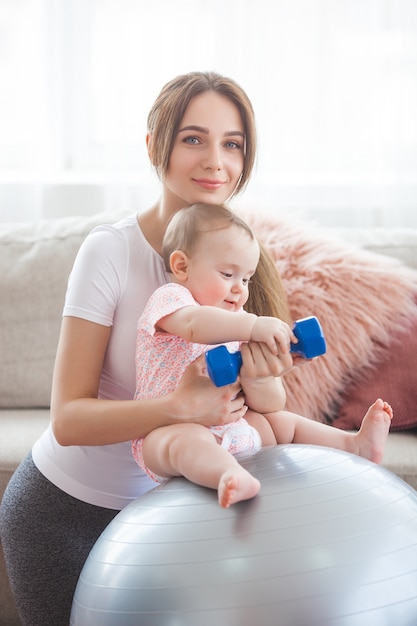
1, 210, 417, 626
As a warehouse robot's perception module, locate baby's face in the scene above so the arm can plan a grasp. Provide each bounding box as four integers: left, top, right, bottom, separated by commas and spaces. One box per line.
184, 225, 260, 310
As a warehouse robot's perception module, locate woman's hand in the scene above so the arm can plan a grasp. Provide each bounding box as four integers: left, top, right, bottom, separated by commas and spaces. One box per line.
172, 355, 247, 428
240, 341, 293, 379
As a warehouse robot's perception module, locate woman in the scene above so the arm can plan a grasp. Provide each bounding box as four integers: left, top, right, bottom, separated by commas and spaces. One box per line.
0, 72, 287, 625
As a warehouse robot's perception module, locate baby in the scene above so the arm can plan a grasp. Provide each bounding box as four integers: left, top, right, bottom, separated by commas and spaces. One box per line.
132, 203, 392, 507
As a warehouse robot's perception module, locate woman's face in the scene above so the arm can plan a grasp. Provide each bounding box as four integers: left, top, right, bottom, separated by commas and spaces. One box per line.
163, 91, 245, 210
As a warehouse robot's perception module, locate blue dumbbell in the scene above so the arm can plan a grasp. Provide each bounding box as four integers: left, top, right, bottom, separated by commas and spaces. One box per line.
205, 316, 326, 387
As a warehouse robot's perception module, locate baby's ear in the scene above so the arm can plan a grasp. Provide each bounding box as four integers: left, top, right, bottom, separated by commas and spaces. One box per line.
169, 250, 189, 281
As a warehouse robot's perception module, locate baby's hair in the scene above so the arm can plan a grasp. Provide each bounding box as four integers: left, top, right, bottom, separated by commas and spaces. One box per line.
162, 203, 291, 325
162, 203, 255, 271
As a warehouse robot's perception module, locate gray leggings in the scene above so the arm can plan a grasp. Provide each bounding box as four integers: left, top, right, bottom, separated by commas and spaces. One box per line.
0, 453, 119, 626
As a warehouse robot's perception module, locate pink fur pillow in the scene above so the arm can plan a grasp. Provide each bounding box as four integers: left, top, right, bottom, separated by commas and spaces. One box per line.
335, 305, 417, 431
245, 213, 417, 427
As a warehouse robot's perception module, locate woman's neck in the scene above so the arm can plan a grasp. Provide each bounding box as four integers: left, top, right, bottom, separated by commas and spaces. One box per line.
137, 204, 164, 255
138, 194, 189, 254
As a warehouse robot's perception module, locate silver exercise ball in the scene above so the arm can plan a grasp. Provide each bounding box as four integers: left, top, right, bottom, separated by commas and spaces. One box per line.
70, 445, 417, 626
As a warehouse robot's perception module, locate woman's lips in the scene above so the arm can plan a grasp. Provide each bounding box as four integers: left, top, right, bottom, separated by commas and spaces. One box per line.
193, 178, 225, 190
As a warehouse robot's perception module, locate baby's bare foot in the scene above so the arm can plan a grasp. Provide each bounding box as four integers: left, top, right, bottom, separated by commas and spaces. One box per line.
353, 398, 393, 464
218, 468, 260, 508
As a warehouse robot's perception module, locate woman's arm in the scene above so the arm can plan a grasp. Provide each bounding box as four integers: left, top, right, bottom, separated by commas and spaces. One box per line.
51, 317, 247, 447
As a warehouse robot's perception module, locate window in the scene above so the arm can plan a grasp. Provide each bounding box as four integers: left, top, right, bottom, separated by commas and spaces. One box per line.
1, 0, 416, 225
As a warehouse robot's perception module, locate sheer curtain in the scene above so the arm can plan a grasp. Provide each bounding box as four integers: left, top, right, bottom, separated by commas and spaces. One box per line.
0, 0, 416, 225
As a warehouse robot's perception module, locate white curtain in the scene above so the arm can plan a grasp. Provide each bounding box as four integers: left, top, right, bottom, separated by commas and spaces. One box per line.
0, 0, 416, 226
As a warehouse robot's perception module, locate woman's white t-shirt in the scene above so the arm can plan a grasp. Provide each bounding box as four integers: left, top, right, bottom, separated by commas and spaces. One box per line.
32, 213, 170, 509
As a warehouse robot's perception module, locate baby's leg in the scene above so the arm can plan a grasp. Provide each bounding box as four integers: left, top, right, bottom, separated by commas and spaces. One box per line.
142, 423, 260, 507
244, 409, 289, 446
261, 399, 393, 464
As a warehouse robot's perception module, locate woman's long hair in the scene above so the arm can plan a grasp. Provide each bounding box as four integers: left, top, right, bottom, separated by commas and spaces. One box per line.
245, 241, 292, 325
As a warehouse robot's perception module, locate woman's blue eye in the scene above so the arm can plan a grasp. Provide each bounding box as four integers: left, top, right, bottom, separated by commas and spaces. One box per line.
184, 136, 200, 145
225, 141, 240, 149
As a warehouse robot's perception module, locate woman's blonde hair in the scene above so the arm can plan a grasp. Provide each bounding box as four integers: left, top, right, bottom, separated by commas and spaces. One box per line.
245, 241, 292, 324
147, 71, 257, 197
162, 203, 291, 324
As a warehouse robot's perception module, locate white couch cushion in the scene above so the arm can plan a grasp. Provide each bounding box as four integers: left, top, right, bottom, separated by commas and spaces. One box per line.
0, 211, 128, 408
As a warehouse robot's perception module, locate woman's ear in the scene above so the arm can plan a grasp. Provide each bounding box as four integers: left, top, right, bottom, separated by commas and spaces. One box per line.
169, 250, 189, 282
147, 132, 162, 176
146, 133, 153, 161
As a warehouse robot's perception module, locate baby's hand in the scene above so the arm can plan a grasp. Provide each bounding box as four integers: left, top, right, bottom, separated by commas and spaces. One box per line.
250, 317, 296, 356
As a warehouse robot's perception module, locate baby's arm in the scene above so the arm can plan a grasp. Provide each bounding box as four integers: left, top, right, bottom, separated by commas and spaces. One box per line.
159, 306, 294, 354
238, 342, 290, 414
159, 306, 257, 344
242, 376, 287, 414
